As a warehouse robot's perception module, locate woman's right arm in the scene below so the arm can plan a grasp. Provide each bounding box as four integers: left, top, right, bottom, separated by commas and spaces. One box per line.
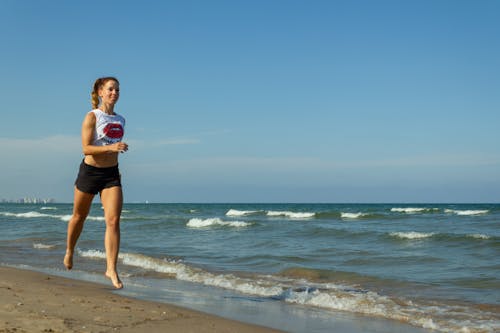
81, 113, 126, 155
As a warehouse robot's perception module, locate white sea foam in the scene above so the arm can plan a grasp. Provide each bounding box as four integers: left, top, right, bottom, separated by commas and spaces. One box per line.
390, 232, 434, 240
121, 253, 181, 274
40, 207, 57, 210
56, 214, 103, 222
33, 243, 56, 249
391, 207, 437, 214
340, 212, 367, 219
79, 250, 282, 296
266, 211, 315, 219
0, 211, 101, 222
59, 215, 72, 222
226, 209, 259, 216
444, 209, 489, 216
87, 215, 106, 221
187, 218, 250, 228
468, 234, 491, 240
60, 214, 104, 222
282, 286, 500, 333
77, 248, 499, 333
78, 249, 107, 259
284, 288, 400, 319
86, 249, 368, 307
1, 211, 47, 218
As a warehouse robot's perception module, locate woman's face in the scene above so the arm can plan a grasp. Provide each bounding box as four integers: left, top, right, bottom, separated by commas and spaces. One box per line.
99, 80, 120, 105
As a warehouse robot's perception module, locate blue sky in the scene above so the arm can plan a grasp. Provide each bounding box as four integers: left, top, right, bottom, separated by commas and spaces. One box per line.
0, 0, 499, 203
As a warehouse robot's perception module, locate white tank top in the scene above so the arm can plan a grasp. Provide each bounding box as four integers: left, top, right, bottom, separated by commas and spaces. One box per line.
90, 109, 125, 146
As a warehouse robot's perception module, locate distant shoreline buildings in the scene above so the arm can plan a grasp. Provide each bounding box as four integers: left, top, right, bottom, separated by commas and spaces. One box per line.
0, 197, 56, 204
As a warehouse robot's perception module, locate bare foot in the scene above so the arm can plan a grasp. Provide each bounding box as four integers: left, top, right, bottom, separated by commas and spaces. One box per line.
64, 251, 73, 270
105, 271, 123, 289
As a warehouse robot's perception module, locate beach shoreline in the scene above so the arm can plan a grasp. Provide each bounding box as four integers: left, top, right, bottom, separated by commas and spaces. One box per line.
2, 202, 497, 332
0, 266, 283, 333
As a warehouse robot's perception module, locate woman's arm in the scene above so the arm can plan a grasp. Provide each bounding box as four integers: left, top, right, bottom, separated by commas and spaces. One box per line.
81, 113, 128, 155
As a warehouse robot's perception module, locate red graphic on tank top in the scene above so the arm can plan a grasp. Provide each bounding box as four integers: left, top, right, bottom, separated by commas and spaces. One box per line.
103, 123, 124, 139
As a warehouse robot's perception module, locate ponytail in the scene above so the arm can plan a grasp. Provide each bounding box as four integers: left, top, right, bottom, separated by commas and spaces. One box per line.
90, 77, 120, 109
91, 90, 100, 109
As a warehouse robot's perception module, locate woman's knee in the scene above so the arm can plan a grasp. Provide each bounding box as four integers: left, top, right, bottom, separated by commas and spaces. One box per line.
71, 211, 88, 224
105, 215, 121, 229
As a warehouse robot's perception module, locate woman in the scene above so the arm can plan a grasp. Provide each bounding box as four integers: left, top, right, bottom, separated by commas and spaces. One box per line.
64, 77, 128, 289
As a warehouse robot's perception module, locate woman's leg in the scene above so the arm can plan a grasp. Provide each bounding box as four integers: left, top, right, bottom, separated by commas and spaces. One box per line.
100, 186, 123, 289
64, 187, 94, 270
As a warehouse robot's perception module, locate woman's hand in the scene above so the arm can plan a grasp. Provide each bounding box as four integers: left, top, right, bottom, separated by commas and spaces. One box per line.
112, 142, 129, 153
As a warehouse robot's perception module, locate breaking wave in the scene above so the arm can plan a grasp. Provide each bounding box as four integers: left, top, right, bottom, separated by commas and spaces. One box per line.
0, 211, 104, 222
390, 207, 439, 214
226, 209, 261, 216
266, 211, 315, 219
187, 218, 251, 228
40, 207, 58, 210
444, 209, 489, 216
340, 212, 370, 219
33, 243, 56, 249
390, 232, 435, 240
77, 249, 500, 333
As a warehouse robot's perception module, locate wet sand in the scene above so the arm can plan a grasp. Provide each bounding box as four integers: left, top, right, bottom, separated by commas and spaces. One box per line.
0, 266, 283, 333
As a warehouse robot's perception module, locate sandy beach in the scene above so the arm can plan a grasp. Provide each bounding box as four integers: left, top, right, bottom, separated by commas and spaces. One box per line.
0, 266, 283, 333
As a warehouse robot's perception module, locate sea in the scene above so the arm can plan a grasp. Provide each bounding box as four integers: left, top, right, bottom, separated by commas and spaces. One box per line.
1, 203, 499, 333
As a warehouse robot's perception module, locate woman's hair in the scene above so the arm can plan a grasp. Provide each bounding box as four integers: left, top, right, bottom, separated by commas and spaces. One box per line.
91, 77, 119, 109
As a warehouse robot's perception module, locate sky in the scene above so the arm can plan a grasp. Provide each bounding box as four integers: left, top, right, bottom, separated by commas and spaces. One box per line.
0, 0, 499, 203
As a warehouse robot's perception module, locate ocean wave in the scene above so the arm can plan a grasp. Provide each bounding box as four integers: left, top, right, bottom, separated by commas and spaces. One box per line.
266, 211, 315, 219
59, 215, 72, 222
444, 209, 489, 216
467, 233, 491, 240
281, 287, 500, 333
58, 214, 105, 222
0, 211, 101, 222
340, 212, 369, 219
187, 218, 251, 228
1, 211, 71, 221
33, 243, 56, 249
390, 232, 435, 240
281, 287, 408, 323
86, 216, 106, 221
390, 207, 438, 214
1, 211, 48, 218
78, 249, 107, 260
226, 209, 260, 216
78, 249, 500, 333
429, 233, 497, 244
314, 211, 341, 219
40, 207, 57, 210
79, 249, 282, 296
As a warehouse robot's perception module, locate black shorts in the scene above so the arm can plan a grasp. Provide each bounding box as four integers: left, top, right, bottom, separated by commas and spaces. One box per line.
75, 160, 121, 195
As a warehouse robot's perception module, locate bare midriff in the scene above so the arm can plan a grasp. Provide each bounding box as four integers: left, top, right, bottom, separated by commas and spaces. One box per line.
84, 153, 119, 168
